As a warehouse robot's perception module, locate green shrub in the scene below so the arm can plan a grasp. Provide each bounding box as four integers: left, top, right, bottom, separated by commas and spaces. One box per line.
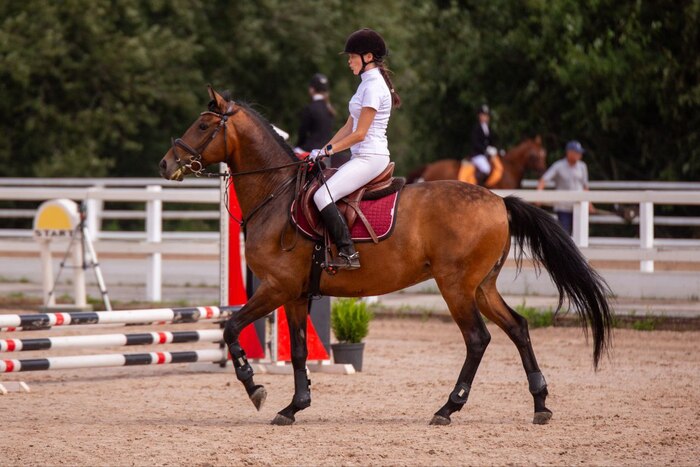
632, 318, 656, 331
331, 298, 373, 343
515, 303, 554, 328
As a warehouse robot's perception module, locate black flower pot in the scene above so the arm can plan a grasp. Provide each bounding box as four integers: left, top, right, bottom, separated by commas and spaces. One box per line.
331, 342, 365, 372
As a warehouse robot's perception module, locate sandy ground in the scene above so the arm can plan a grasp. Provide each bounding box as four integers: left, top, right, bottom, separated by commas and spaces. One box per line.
1, 318, 699, 466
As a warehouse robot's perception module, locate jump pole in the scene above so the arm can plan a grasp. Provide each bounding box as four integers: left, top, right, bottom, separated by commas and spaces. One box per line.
0, 329, 223, 352
0, 306, 240, 331
0, 348, 228, 373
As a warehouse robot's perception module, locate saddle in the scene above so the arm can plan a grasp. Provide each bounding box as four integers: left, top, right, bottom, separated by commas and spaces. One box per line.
299, 162, 405, 243
458, 155, 504, 187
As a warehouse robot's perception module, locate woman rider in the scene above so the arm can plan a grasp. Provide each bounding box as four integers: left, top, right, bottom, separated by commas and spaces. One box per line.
309, 28, 401, 271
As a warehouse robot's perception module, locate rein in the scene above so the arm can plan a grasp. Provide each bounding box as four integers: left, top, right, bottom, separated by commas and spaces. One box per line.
174, 105, 315, 235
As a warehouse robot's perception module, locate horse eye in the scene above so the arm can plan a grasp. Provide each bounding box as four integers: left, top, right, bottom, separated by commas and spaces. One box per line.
199, 123, 208, 130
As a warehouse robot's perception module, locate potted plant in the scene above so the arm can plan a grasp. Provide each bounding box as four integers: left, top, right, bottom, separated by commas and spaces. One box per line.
330, 298, 373, 371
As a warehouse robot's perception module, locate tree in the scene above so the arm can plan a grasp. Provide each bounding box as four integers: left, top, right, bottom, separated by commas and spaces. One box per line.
0, 0, 204, 177
0, 0, 698, 181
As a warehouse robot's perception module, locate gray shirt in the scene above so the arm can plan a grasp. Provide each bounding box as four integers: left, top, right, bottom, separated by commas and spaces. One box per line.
541, 159, 589, 212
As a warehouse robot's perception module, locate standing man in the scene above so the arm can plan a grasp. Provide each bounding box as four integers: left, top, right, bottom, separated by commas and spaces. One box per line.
469, 104, 498, 185
537, 140, 589, 235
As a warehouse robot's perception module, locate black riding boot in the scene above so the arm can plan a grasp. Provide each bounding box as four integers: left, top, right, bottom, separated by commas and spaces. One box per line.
475, 169, 489, 186
319, 204, 361, 270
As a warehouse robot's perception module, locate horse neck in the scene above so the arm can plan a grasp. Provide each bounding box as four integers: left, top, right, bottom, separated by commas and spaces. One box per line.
227, 112, 297, 219
503, 142, 529, 182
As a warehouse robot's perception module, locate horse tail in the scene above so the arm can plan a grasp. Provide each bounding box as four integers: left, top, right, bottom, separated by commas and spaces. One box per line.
406, 164, 427, 184
503, 196, 613, 369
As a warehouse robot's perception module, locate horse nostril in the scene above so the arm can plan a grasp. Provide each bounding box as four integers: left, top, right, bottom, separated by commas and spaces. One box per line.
160, 159, 167, 170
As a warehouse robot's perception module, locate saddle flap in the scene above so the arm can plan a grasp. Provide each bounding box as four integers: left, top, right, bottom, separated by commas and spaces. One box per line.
300, 162, 397, 236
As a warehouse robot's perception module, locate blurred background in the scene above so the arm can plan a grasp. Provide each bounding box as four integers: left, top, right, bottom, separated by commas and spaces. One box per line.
1, 0, 698, 181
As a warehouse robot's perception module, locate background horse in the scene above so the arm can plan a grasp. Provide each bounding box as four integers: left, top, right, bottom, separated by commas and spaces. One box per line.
159, 88, 612, 427
407, 136, 547, 188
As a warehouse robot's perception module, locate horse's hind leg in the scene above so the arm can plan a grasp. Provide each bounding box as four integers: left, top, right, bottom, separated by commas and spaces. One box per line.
271, 298, 311, 426
430, 279, 491, 426
476, 282, 552, 424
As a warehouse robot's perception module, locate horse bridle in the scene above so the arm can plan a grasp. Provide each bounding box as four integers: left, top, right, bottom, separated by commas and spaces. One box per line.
171, 103, 308, 178
170, 104, 239, 178
170, 102, 313, 234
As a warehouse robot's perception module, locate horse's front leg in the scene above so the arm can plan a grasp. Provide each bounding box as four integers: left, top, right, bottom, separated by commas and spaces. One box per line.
271, 298, 311, 426
223, 283, 288, 411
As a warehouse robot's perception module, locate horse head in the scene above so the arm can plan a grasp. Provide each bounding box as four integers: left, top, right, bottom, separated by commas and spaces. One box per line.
523, 135, 548, 176
160, 86, 240, 181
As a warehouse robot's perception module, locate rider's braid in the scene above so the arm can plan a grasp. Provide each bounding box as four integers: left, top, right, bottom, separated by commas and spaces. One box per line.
376, 60, 401, 108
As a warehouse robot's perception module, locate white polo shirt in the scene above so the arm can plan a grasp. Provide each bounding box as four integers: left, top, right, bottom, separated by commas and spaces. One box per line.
348, 67, 392, 156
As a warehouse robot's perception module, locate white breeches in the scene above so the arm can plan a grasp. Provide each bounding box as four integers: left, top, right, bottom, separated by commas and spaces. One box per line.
313, 154, 390, 210
471, 154, 491, 174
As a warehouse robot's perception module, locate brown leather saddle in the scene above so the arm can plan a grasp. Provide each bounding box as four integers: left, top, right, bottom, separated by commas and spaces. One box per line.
300, 162, 404, 243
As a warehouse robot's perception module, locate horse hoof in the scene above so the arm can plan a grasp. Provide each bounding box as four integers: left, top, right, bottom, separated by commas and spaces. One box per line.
271, 413, 295, 426
250, 386, 267, 411
429, 415, 451, 426
533, 411, 553, 425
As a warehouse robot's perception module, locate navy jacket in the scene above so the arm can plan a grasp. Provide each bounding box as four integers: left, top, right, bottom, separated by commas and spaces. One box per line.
296, 100, 334, 152
470, 122, 497, 158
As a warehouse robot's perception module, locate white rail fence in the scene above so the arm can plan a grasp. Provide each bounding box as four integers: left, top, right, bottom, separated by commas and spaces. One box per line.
0, 178, 699, 300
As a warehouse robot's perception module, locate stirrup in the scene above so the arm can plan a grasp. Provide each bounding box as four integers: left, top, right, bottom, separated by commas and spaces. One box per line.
330, 251, 360, 271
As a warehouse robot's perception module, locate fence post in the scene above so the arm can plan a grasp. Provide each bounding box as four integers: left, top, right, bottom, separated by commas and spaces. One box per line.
639, 201, 654, 273
39, 239, 56, 306
72, 236, 87, 307
146, 185, 162, 301
85, 186, 103, 241
219, 163, 229, 306
572, 201, 589, 248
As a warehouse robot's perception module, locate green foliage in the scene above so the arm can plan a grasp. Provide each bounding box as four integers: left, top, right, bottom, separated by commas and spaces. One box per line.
631, 318, 657, 331
515, 303, 554, 328
0, 0, 203, 177
0, 0, 698, 182
331, 298, 373, 343
405, 0, 700, 181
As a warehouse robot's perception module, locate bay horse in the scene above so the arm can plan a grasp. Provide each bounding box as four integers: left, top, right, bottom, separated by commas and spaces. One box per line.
159, 87, 612, 426
406, 137, 547, 189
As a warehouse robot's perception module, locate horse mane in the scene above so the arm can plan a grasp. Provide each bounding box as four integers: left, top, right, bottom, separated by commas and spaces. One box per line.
505, 138, 535, 161
216, 91, 297, 163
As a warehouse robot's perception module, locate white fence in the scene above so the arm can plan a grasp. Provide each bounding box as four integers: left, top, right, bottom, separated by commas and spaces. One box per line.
0, 178, 699, 300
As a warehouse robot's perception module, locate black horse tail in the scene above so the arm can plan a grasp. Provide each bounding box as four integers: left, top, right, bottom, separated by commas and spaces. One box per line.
406, 164, 427, 184
503, 196, 613, 368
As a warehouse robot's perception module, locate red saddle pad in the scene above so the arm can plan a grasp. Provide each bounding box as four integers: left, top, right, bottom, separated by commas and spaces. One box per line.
292, 192, 400, 243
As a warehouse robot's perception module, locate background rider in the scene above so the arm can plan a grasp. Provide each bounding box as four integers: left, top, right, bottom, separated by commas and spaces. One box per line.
469, 104, 498, 185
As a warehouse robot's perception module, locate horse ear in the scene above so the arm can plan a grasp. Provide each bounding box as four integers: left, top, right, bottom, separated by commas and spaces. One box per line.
534, 134, 542, 145
207, 85, 227, 110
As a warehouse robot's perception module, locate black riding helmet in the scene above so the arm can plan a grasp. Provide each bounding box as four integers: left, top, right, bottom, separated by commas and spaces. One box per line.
309, 73, 329, 93
343, 28, 388, 72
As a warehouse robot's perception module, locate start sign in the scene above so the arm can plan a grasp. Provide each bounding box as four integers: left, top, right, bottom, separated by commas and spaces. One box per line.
33, 199, 80, 238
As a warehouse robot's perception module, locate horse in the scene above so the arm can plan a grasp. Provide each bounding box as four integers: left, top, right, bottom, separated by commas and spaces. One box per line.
406, 136, 548, 189
159, 87, 612, 426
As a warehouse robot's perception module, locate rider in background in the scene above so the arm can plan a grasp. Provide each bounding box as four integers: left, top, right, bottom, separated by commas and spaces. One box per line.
309, 28, 401, 270
469, 104, 498, 185
294, 73, 336, 157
